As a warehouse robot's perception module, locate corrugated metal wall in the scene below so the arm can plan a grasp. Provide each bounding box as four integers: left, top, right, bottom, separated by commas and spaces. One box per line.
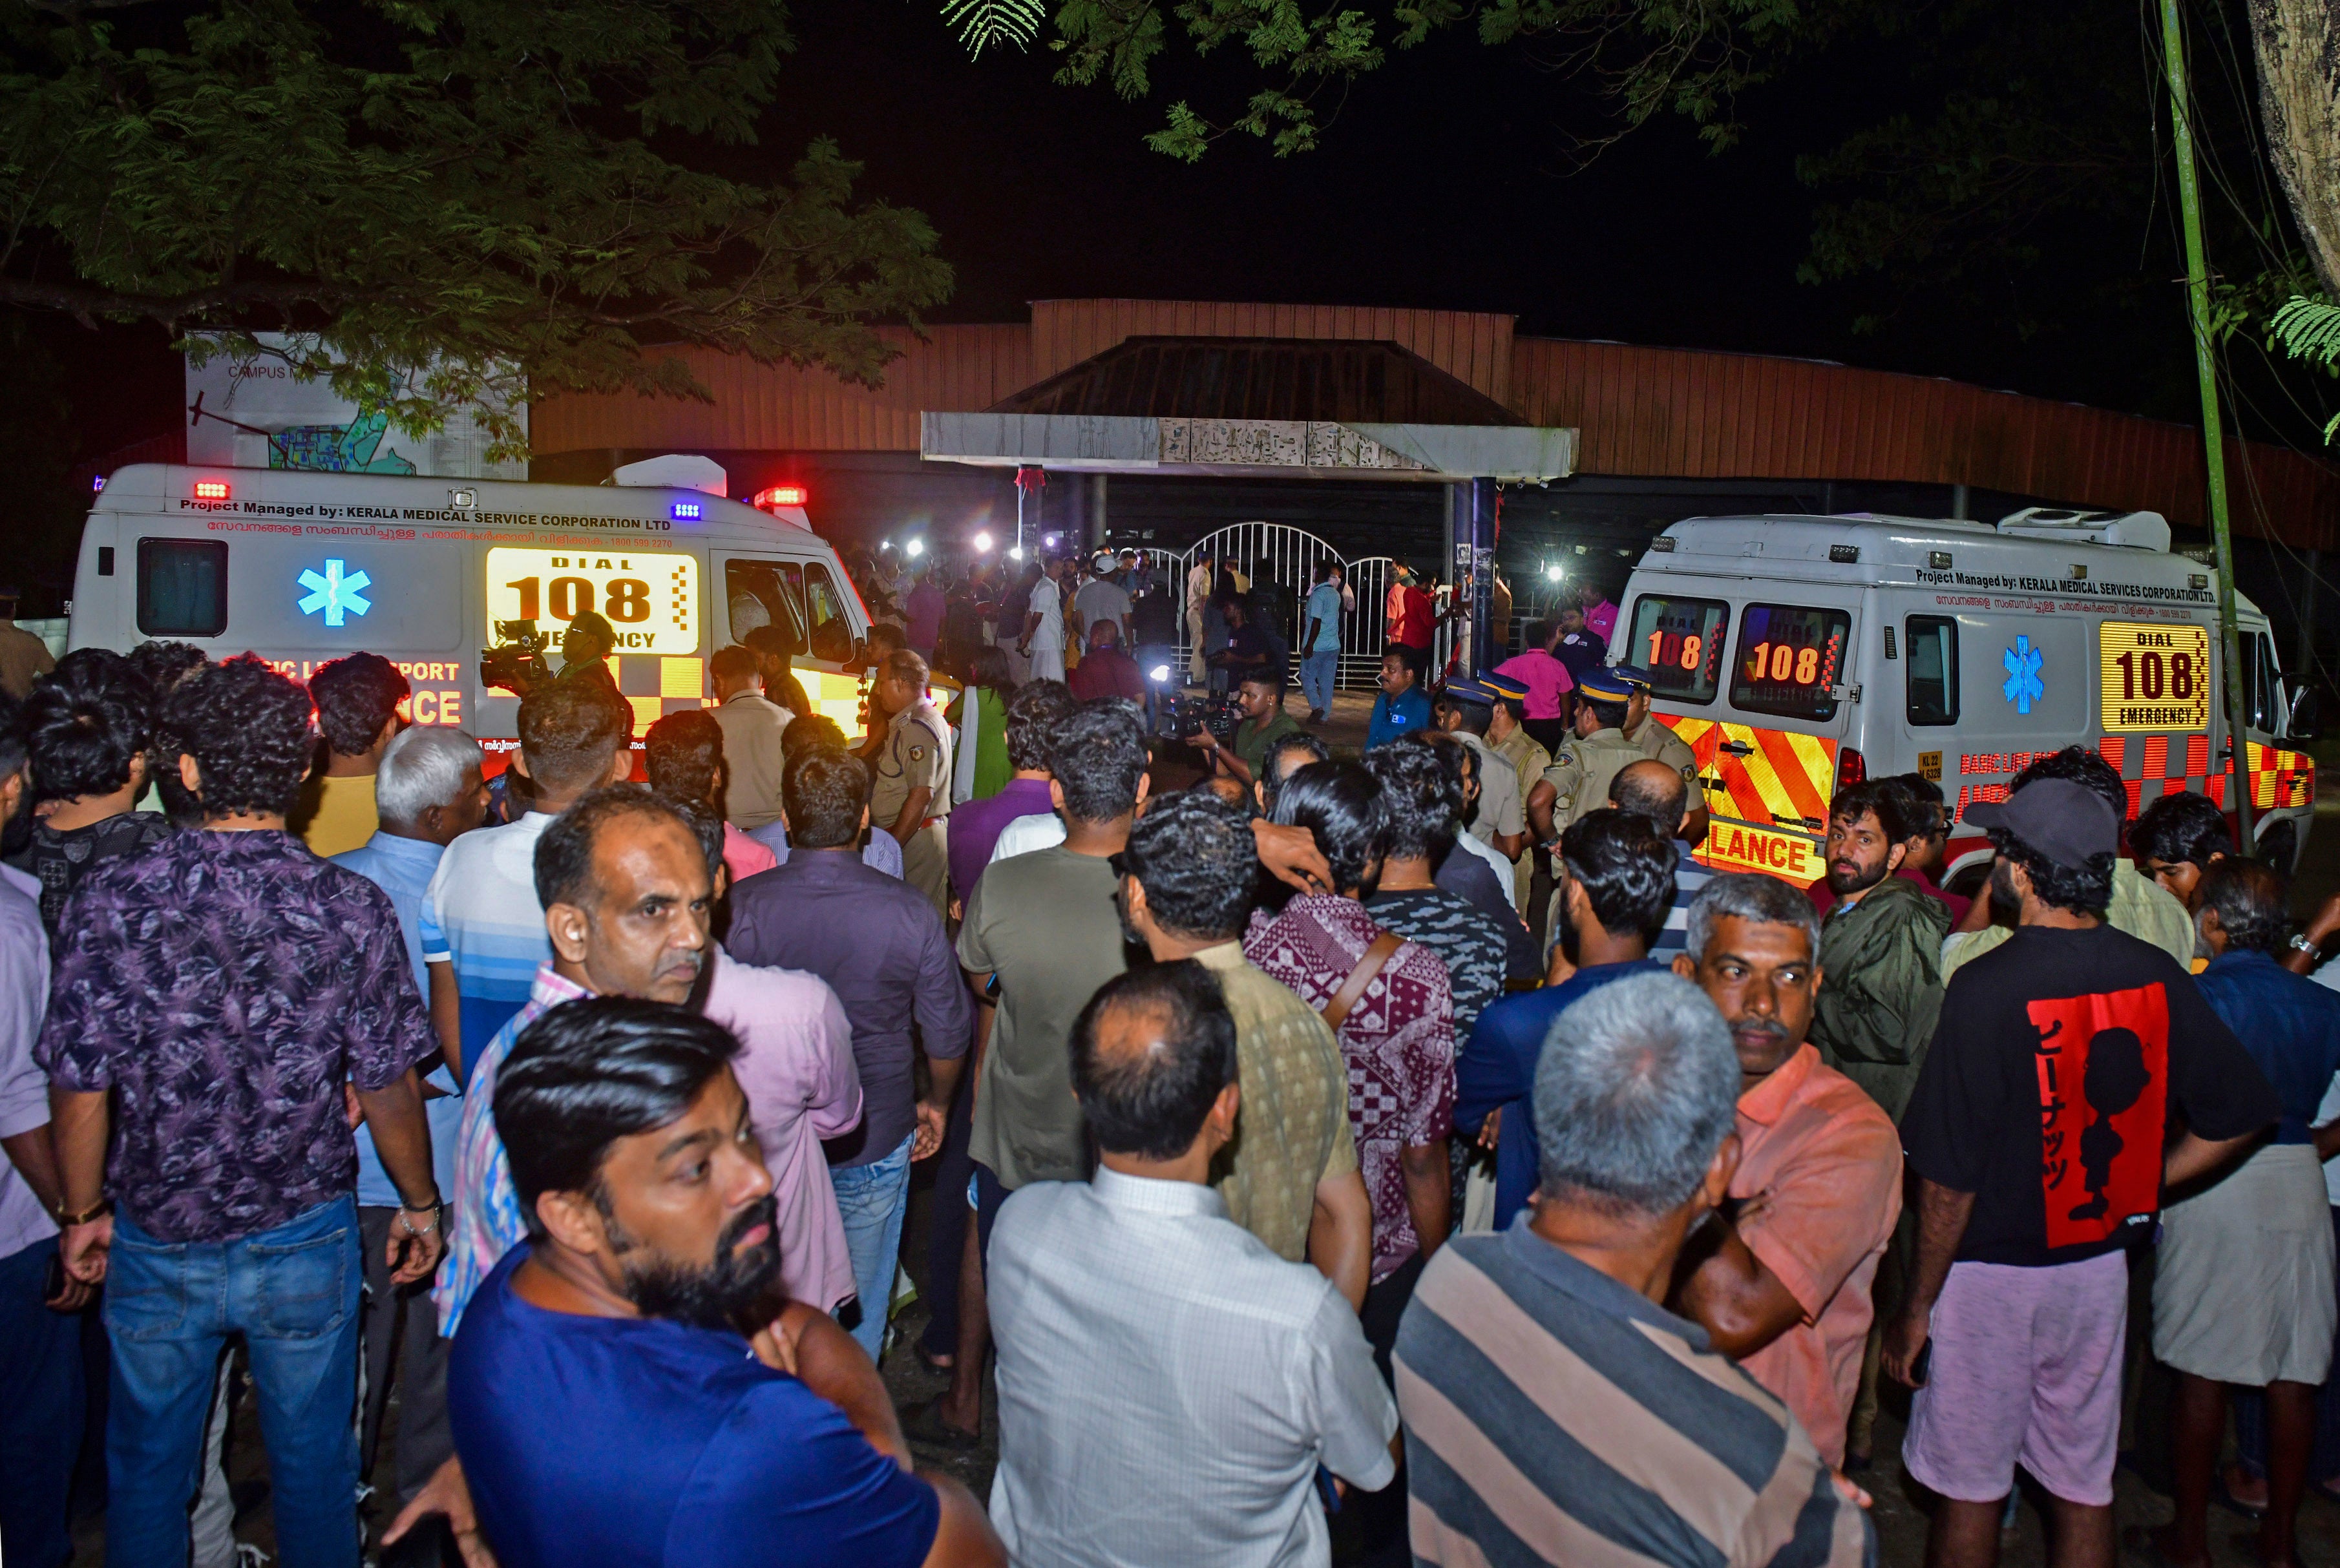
1508, 338, 2340, 547
530, 326, 1031, 453
529, 301, 2340, 549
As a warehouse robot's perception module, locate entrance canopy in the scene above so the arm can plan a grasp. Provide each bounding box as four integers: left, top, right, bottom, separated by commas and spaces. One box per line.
918, 335, 1576, 483
920, 412, 1575, 482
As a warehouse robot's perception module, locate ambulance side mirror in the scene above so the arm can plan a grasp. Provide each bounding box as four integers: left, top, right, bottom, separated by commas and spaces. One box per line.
2289, 686, 2319, 742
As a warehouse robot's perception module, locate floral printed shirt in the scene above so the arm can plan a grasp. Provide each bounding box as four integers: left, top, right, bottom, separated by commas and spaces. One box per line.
36, 830, 434, 1242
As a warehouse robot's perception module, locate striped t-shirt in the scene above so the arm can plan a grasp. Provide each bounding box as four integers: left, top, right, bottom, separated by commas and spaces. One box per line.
1395, 1221, 1874, 1568
418, 810, 556, 1085
1653, 837, 1715, 959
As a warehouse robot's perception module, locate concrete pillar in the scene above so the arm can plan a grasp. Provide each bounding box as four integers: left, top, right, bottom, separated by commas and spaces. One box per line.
1088, 474, 1109, 553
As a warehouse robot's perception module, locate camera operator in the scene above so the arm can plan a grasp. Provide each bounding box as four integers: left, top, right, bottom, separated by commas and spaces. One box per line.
1194, 671, 1306, 790
558, 613, 619, 692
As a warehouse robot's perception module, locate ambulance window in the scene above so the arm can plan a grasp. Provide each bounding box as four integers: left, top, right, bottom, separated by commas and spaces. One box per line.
1730, 603, 1851, 721
803, 563, 854, 664
1626, 594, 1728, 706
1904, 616, 1959, 726
136, 539, 227, 637
2246, 633, 2284, 733
724, 559, 806, 654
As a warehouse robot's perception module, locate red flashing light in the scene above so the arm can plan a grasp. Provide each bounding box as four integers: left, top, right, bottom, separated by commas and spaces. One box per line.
1836, 746, 1866, 790
193, 479, 231, 500
754, 485, 809, 509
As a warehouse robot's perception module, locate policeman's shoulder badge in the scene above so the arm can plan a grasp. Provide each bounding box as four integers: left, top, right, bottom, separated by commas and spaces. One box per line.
1555, 749, 1576, 767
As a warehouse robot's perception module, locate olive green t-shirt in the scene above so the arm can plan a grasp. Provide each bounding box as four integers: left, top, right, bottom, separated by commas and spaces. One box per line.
1233, 711, 1309, 780
958, 844, 1132, 1187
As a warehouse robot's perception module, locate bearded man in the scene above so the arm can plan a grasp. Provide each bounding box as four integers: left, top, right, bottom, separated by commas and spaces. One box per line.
437, 999, 1005, 1568
1806, 780, 1950, 1123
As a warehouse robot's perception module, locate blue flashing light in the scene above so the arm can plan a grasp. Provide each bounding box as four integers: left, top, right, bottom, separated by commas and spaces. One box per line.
91, 474, 106, 494
671, 501, 703, 521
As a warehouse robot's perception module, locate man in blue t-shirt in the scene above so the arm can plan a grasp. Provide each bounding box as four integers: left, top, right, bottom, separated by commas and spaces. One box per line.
428, 998, 1004, 1568
1299, 561, 1347, 722
1458, 809, 1676, 1229
1365, 645, 1433, 751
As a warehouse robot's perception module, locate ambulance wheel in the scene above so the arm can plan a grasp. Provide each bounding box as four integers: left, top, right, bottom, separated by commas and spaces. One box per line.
2258, 818, 2299, 876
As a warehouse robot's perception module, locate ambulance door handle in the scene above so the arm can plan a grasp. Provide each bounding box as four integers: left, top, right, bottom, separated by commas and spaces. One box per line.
1716, 740, 1755, 757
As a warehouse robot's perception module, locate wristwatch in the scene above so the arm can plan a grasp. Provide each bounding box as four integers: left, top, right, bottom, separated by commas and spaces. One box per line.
56, 1198, 111, 1228
2291, 933, 2321, 956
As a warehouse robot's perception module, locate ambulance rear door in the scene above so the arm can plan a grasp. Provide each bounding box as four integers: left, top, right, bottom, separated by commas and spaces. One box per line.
1630, 580, 1859, 887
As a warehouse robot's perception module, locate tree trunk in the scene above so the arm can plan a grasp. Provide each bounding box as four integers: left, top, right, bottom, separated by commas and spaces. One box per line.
2251, 0, 2340, 299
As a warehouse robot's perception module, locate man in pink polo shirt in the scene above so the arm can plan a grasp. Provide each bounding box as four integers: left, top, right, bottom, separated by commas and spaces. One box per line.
1669, 871, 1903, 1468
1493, 620, 1576, 753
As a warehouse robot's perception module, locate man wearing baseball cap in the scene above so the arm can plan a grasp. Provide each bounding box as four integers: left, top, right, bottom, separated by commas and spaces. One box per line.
1884, 773, 2275, 1568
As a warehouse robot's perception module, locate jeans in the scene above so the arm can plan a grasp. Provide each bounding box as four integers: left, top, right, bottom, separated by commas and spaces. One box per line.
1300, 649, 1338, 714
832, 1134, 916, 1361
105, 1197, 364, 1568
0, 1238, 85, 1568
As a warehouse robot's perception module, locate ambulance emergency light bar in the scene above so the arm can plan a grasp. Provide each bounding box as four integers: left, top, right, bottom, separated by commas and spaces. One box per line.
194, 479, 231, 500
752, 485, 810, 510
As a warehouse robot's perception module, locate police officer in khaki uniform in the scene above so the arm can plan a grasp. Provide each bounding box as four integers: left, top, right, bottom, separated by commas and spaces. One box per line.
1483, 673, 1552, 921
1530, 665, 1649, 947
1614, 662, 1706, 843
861, 647, 954, 917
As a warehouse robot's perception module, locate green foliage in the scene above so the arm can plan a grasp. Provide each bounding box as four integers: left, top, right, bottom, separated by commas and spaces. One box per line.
0, 0, 953, 459
943, 0, 1049, 57
2269, 294, 2340, 439
1047, 0, 1857, 160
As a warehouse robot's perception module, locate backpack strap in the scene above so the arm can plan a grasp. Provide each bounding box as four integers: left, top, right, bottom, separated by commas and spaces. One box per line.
1322, 931, 1404, 1032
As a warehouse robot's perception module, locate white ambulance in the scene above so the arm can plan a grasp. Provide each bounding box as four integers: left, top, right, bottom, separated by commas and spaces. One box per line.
65, 464, 876, 766
1621, 509, 2316, 890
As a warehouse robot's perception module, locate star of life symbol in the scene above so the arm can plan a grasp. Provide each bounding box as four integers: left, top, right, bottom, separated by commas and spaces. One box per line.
298, 559, 372, 627
2003, 634, 2044, 715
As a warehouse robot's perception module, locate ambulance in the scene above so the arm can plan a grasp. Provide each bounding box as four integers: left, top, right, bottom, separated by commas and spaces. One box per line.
65, 464, 877, 765
1620, 508, 2317, 890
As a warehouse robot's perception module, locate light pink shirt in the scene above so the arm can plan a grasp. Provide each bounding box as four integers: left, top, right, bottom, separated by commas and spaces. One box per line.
704, 947, 862, 1315
721, 821, 777, 886
1493, 649, 1574, 720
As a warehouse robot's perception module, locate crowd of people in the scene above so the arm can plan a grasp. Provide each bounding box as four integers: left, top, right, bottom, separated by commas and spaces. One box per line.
6, 584, 2340, 1568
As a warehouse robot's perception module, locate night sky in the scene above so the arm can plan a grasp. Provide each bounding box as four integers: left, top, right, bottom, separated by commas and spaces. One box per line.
2, 0, 2248, 611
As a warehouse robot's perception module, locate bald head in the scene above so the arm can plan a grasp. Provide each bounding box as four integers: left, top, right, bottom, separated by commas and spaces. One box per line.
1610, 758, 1689, 837
1069, 961, 1238, 1161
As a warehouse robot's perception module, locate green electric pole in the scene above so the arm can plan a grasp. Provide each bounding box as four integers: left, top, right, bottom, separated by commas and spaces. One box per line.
2159, 0, 2255, 847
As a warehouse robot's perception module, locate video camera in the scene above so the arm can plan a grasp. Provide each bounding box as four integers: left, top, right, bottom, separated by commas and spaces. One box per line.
480, 619, 558, 698
1164, 691, 1241, 744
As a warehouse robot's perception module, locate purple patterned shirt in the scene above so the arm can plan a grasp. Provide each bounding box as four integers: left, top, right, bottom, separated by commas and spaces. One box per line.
1246, 894, 1455, 1283
35, 830, 435, 1243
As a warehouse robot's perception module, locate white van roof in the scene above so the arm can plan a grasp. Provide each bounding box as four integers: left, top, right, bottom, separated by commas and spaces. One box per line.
1640, 512, 2270, 627
94, 464, 821, 546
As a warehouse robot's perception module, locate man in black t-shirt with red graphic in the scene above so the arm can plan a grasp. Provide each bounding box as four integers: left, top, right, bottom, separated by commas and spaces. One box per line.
1881, 776, 2275, 1568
